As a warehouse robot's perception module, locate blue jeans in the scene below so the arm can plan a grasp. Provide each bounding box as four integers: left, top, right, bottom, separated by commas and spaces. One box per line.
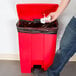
47, 16, 76, 76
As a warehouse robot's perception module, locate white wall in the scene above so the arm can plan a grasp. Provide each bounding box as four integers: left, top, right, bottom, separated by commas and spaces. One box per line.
0, 0, 76, 60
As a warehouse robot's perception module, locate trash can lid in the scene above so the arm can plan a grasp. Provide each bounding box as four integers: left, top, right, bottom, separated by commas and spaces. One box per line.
16, 4, 58, 21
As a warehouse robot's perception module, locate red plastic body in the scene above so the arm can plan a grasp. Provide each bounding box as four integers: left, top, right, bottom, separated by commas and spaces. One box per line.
16, 4, 58, 73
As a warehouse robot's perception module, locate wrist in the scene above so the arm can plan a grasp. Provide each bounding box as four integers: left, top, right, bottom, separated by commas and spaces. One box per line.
55, 11, 61, 17
56, 7, 63, 16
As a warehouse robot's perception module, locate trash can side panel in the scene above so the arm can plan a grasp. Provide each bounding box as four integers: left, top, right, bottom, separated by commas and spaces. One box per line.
31, 33, 44, 61
43, 34, 57, 70
18, 32, 32, 73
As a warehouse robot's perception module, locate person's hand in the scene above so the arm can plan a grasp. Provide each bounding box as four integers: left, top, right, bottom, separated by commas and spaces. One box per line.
46, 12, 60, 22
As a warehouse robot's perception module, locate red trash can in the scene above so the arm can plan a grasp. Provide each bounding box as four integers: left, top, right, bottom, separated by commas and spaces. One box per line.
16, 4, 58, 73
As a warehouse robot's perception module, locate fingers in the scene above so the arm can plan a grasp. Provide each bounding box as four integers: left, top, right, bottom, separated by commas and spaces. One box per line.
47, 13, 54, 22
42, 12, 57, 23
47, 12, 57, 22
51, 18, 56, 22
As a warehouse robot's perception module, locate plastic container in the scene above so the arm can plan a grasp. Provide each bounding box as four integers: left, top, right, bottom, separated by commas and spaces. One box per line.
16, 4, 58, 73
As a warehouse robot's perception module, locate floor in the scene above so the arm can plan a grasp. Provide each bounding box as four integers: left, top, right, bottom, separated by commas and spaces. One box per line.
0, 60, 76, 76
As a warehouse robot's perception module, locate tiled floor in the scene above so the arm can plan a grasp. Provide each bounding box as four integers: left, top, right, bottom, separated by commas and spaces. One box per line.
0, 60, 76, 76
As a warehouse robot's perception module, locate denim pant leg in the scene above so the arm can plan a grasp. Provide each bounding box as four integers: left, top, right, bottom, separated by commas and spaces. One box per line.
47, 17, 76, 76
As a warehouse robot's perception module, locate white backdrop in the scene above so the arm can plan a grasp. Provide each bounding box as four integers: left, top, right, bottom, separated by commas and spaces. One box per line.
0, 0, 76, 59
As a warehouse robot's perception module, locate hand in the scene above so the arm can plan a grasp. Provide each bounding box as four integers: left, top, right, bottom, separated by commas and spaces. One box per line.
47, 12, 60, 22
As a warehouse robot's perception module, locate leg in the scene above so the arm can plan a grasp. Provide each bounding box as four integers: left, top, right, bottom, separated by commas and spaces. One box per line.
47, 17, 76, 76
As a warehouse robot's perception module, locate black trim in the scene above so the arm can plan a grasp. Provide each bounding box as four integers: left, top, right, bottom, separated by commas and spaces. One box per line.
16, 19, 58, 34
